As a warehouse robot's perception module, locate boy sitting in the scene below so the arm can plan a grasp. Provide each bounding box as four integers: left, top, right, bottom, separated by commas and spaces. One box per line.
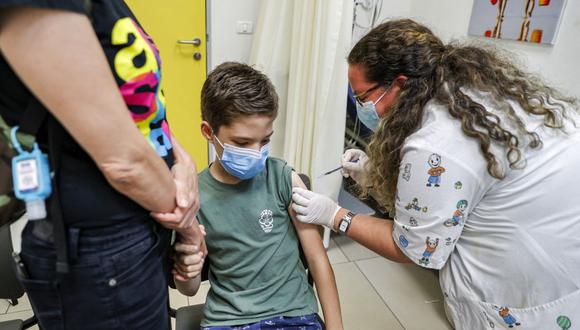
174, 62, 343, 330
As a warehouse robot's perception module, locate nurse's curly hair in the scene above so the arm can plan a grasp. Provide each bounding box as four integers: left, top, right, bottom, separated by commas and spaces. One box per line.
348, 19, 578, 208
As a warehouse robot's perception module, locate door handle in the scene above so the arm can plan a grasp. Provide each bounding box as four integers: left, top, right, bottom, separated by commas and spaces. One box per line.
177, 38, 202, 46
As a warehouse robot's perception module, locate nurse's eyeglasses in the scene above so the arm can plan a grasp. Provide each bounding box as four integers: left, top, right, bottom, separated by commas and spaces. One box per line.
353, 84, 382, 106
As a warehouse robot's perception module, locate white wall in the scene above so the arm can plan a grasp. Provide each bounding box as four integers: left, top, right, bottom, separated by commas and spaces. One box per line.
206, 0, 262, 159
208, 0, 578, 97
353, 0, 410, 44
207, 0, 262, 70
376, 0, 580, 98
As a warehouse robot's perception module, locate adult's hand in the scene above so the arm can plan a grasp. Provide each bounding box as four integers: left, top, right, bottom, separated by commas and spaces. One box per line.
151, 165, 199, 230
152, 207, 207, 256
150, 139, 207, 255
151, 138, 200, 231
172, 138, 200, 210
291, 187, 340, 229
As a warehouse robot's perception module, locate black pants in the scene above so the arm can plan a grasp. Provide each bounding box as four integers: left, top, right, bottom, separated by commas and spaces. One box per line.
18, 216, 172, 330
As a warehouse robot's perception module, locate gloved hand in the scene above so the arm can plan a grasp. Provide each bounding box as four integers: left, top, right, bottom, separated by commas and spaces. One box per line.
341, 149, 368, 186
291, 187, 341, 229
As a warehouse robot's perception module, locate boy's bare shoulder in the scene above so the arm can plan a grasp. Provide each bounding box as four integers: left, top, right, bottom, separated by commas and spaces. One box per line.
290, 171, 307, 189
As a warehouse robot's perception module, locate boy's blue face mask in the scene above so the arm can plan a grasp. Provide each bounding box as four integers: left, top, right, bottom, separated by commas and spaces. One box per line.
214, 136, 270, 180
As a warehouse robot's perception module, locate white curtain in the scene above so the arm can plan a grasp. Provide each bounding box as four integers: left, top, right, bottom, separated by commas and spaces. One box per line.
250, 0, 353, 200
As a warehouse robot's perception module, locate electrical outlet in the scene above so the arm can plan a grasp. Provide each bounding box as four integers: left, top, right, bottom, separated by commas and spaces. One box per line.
236, 21, 253, 34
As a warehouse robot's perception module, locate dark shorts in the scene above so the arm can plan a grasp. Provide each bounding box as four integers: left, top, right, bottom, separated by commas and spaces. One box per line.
18, 216, 172, 330
202, 313, 323, 330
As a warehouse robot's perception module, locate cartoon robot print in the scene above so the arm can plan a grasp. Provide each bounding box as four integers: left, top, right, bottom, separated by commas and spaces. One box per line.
405, 198, 427, 213
494, 306, 521, 328
444, 200, 468, 227
418, 236, 439, 266
426, 153, 445, 187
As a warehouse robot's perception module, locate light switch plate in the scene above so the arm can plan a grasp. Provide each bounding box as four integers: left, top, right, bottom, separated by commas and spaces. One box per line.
236, 21, 253, 34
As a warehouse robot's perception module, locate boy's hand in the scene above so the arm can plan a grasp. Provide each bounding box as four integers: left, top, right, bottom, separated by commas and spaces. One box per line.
173, 243, 205, 281
173, 225, 207, 282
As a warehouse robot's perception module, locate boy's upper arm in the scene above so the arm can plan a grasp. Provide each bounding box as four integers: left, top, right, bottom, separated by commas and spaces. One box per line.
290, 170, 307, 190
288, 170, 308, 227
288, 171, 324, 249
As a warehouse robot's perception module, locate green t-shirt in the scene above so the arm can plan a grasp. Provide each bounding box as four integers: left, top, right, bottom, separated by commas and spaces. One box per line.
197, 157, 318, 326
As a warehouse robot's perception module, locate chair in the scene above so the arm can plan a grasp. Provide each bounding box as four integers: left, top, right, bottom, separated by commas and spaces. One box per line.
170, 173, 325, 329
0, 224, 37, 330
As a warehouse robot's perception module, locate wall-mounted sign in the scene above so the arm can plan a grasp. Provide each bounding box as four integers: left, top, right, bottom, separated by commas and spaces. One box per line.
468, 0, 567, 45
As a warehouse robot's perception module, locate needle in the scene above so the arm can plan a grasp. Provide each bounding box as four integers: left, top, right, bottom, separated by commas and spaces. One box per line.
317, 166, 343, 179
317, 159, 359, 179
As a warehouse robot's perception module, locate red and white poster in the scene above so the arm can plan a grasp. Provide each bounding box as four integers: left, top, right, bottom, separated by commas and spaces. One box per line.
468, 0, 567, 45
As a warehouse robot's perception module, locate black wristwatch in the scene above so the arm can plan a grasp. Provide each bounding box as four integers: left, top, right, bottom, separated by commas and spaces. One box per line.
338, 211, 356, 235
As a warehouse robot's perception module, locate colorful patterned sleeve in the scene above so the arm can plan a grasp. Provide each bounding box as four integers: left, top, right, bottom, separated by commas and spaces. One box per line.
391, 144, 486, 270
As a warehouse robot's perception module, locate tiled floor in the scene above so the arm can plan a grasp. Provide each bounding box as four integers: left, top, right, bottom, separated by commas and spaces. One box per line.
0, 296, 38, 330
2, 190, 452, 329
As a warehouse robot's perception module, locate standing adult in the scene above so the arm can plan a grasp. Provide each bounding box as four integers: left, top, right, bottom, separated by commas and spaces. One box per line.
0, 1, 204, 329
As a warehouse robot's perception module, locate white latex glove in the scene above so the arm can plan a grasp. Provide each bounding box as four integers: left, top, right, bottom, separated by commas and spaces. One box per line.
341, 149, 368, 185
291, 187, 341, 229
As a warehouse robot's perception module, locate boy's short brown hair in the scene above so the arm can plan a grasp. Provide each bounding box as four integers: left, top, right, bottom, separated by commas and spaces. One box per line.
201, 62, 278, 132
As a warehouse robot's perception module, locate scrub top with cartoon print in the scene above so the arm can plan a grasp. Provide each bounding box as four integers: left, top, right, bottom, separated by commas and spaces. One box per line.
392, 90, 580, 329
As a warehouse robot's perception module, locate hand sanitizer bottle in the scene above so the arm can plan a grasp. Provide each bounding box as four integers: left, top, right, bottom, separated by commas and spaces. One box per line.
10, 127, 52, 220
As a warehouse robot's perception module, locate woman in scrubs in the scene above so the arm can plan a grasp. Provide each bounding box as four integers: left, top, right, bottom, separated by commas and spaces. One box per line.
291, 19, 580, 329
